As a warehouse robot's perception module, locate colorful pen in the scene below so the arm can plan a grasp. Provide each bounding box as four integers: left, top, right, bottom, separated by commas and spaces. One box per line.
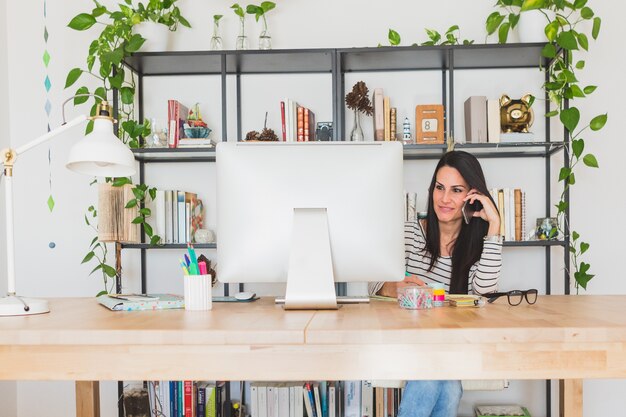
198, 261, 207, 275
184, 254, 191, 267
180, 259, 189, 275
187, 244, 199, 273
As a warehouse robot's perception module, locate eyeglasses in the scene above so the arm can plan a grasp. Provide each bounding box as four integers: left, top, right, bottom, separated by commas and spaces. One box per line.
487, 289, 538, 306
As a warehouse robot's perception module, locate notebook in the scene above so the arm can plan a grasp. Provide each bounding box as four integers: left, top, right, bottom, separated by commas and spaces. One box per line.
97, 294, 184, 311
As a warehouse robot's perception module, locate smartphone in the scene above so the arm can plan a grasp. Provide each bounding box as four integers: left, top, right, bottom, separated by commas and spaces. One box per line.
462, 200, 483, 224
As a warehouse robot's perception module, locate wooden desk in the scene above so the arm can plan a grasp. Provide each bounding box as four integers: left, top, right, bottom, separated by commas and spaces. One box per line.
1, 296, 625, 416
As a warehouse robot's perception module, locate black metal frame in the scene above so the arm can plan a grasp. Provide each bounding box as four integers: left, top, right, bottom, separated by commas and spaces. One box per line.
114, 43, 569, 417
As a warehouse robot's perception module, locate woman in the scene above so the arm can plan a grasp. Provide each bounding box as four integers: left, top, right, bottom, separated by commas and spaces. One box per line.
369, 150, 502, 417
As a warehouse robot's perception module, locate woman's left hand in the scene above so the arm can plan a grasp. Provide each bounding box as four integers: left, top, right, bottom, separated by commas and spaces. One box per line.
464, 189, 501, 235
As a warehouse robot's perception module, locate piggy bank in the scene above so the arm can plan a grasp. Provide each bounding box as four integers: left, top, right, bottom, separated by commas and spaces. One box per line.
500, 94, 534, 133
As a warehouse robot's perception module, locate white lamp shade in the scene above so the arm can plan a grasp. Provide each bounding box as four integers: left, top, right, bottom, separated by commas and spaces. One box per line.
66, 118, 136, 177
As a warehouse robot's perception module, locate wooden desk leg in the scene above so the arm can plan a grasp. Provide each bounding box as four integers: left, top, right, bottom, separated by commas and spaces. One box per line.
559, 379, 582, 417
76, 381, 100, 417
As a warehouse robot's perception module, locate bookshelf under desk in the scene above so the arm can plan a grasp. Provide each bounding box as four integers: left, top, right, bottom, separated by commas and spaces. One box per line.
1, 296, 625, 417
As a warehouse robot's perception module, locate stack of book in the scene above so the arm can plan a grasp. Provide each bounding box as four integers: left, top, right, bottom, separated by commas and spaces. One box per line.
147, 380, 228, 417
488, 188, 526, 242
281, 100, 316, 141
372, 88, 399, 141
152, 190, 203, 244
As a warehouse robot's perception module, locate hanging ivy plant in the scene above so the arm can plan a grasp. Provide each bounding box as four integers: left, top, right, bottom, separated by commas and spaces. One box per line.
486, 0, 607, 292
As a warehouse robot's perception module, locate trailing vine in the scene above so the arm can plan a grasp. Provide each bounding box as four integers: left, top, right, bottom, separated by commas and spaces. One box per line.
486, 0, 607, 291
68, 1, 190, 294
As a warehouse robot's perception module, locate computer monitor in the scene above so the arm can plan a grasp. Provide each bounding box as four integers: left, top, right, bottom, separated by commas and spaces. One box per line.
216, 142, 405, 309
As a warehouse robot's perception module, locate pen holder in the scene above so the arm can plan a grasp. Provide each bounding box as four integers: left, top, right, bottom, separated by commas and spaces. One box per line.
183, 274, 213, 311
397, 285, 433, 310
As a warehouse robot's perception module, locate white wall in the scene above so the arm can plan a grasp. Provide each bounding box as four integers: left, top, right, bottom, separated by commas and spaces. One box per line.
0, 0, 17, 413
1, 1, 624, 416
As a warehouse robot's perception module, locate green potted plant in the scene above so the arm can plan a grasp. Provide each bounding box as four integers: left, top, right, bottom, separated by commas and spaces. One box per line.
486, 0, 607, 292
246, 1, 276, 50
135, 0, 191, 51
67, 1, 190, 294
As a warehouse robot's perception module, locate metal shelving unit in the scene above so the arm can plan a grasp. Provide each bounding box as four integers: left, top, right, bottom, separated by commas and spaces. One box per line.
116, 43, 568, 417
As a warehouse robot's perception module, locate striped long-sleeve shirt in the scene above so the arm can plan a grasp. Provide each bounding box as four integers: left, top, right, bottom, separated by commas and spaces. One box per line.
369, 220, 502, 296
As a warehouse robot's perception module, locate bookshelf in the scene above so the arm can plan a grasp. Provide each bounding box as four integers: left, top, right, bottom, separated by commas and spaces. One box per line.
117, 43, 569, 417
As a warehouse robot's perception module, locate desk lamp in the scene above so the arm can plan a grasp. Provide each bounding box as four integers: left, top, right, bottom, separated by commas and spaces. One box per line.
0, 96, 136, 316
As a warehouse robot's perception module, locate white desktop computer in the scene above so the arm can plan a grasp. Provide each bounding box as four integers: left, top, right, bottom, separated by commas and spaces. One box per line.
217, 141, 405, 309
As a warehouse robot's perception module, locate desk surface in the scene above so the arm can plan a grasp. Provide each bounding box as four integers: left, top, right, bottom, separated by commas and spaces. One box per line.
0, 295, 625, 381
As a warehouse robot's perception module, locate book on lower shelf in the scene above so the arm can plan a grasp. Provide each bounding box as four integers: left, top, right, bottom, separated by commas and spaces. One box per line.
97, 294, 184, 311
475, 404, 531, 416
176, 138, 216, 147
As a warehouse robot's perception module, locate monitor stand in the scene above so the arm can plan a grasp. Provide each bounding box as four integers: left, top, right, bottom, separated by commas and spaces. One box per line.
279, 208, 368, 310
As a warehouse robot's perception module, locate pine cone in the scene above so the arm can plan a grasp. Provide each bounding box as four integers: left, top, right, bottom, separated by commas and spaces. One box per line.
259, 127, 279, 141
245, 130, 260, 141
345, 81, 373, 116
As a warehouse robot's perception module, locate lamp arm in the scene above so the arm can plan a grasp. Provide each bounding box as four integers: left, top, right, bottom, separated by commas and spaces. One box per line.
14, 115, 87, 157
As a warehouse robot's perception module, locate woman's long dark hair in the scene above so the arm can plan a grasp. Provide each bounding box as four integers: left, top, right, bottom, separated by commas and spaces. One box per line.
424, 151, 498, 294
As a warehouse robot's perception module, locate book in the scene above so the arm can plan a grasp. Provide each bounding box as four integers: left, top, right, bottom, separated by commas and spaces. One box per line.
184, 380, 193, 417
177, 138, 216, 147
297, 106, 304, 141
304, 108, 315, 142
383, 97, 391, 141
372, 88, 384, 141
464, 96, 487, 143
164, 190, 173, 244
97, 294, 184, 311
303, 383, 314, 417
97, 183, 140, 243
344, 381, 360, 417
154, 190, 165, 244
447, 294, 486, 307
487, 98, 501, 143
177, 191, 186, 243
475, 405, 530, 416
280, 101, 286, 141
390, 107, 397, 141
167, 99, 188, 148
361, 380, 373, 417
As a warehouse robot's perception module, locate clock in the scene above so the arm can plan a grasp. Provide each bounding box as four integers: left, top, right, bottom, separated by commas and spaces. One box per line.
415, 104, 445, 144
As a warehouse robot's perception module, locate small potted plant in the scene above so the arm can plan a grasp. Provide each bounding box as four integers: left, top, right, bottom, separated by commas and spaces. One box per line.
134, 0, 191, 51
345, 81, 373, 141
246, 2, 276, 50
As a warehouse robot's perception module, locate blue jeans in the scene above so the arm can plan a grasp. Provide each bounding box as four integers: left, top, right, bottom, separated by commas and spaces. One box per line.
397, 380, 463, 417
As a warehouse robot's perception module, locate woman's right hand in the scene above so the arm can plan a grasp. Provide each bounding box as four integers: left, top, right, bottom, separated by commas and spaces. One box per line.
378, 275, 426, 297
401, 274, 426, 287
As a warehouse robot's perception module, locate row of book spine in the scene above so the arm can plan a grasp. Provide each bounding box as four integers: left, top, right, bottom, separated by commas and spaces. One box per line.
148, 380, 228, 417
372, 88, 399, 141
250, 380, 402, 417
281, 100, 316, 142
464, 96, 501, 144
489, 188, 526, 242
153, 190, 201, 244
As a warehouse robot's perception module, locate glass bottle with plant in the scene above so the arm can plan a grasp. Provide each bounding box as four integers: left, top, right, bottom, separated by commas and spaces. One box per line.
231, 3, 248, 50
246, 2, 276, 50
345, 81, 374, 142
210, 14, 223, 50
